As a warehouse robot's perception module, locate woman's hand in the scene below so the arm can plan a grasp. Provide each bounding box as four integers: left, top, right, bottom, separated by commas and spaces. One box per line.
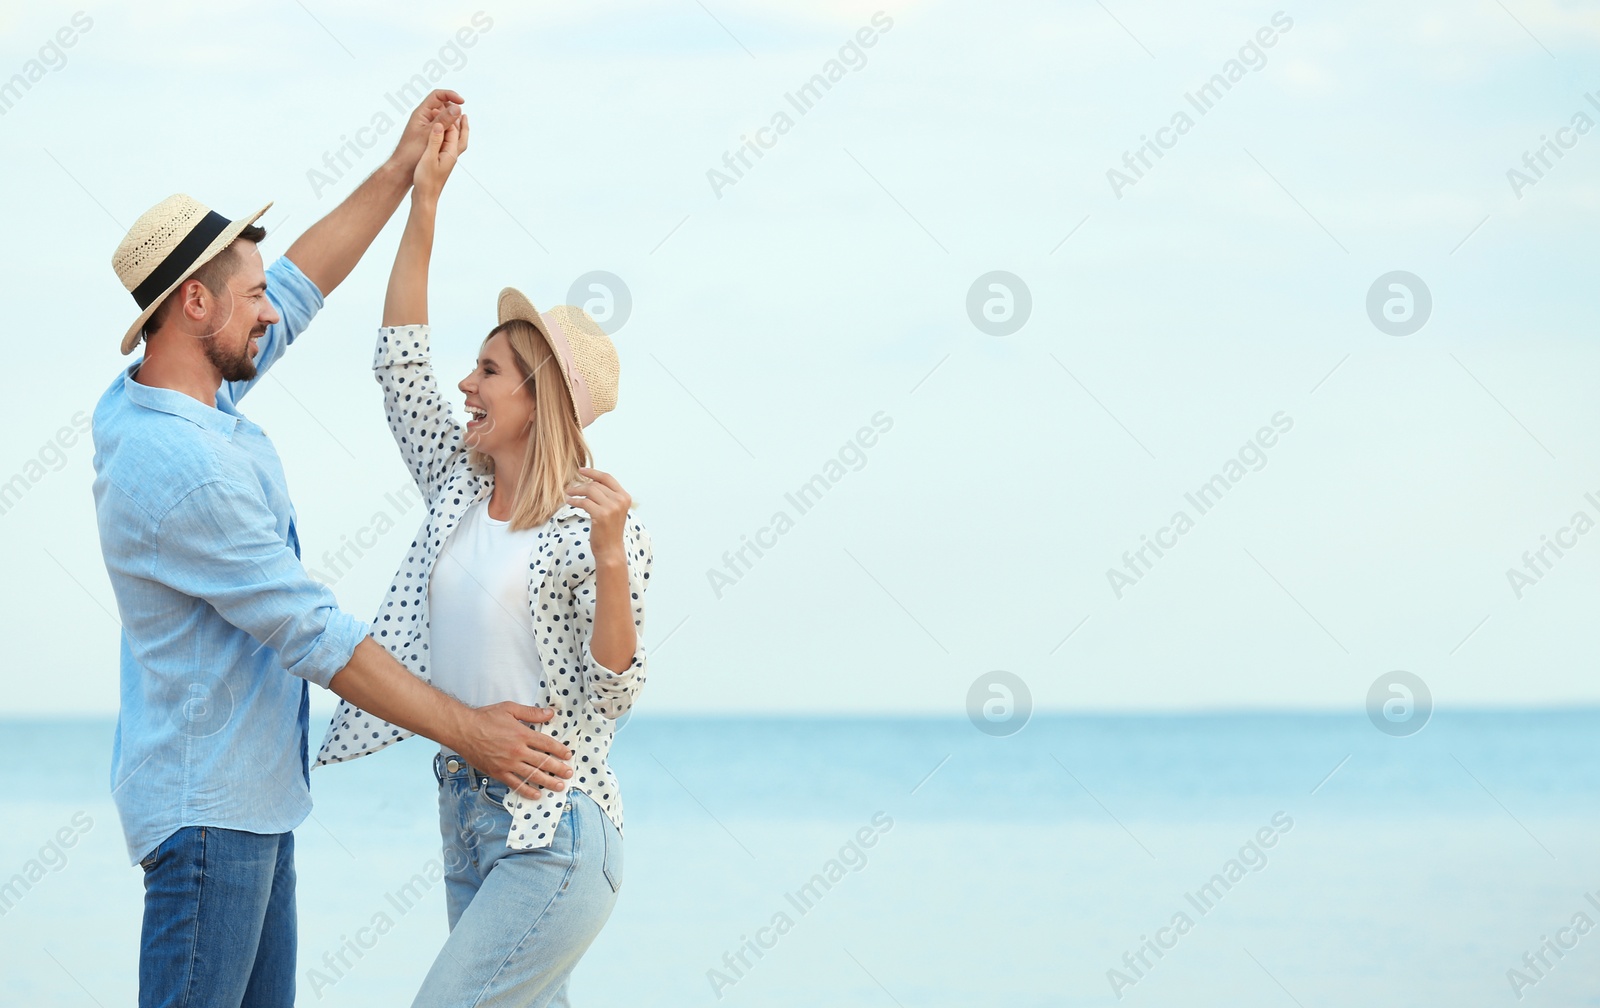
412, 114, 469, 203
385, 89, 463, 178
568, 468, 632, 561
570, 468, 639, 675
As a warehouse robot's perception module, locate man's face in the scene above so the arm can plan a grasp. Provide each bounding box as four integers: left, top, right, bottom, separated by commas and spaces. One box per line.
200, 241, 279, 382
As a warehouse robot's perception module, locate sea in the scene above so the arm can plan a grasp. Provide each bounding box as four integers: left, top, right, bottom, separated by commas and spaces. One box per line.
2, 711, 1598, 1007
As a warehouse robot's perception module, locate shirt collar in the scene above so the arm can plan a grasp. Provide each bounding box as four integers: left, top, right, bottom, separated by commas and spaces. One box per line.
119, 361, 241, 440
551, 503, 588, 525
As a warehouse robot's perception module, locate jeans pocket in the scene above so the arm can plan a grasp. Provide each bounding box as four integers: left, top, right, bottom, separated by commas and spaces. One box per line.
477, 778, 509, 809
600, 811, 623, 893
138, 828, 185, 874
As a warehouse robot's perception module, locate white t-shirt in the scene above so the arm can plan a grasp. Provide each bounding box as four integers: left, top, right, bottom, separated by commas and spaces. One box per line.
428, 498, 545, 754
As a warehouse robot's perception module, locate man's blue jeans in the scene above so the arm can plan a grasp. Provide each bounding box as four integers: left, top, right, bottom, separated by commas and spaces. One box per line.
138, 826, 296, 1008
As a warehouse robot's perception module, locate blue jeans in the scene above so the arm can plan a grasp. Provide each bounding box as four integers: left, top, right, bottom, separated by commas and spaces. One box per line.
413, 754, 623, 1008
138, 826, 296, 1008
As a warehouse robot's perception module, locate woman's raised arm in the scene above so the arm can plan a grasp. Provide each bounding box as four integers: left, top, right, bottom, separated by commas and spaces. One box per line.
384, 115, 468, 326
373, 117, 474, 499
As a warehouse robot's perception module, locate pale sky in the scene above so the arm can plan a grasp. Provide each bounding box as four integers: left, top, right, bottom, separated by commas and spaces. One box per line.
3, 0, 1600, 718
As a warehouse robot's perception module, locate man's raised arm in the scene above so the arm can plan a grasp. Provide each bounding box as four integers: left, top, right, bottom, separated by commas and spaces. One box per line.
284, 89, 464, 297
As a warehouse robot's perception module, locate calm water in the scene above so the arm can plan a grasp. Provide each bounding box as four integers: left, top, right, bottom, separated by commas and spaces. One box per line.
3, 711, 1599, 1006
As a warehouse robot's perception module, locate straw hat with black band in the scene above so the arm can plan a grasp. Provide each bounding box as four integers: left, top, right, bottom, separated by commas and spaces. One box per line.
497, 286, 619, 429
112, 194, 273, 355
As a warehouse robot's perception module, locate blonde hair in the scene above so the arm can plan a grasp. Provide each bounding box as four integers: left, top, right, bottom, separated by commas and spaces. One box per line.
468, 319, 592, 530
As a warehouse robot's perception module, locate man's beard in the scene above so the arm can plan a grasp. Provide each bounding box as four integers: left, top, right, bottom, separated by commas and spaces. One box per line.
204, 331, 260, 383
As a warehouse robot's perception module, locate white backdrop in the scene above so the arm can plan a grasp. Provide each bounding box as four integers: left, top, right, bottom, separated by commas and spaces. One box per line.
2, 0, 1598, 719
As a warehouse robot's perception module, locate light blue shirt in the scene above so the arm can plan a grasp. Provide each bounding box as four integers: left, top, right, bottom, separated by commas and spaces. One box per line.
91, 256, 370, 864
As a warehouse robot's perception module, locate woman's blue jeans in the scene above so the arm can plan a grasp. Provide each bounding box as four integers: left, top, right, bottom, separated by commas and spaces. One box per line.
412, 755, 623, 1008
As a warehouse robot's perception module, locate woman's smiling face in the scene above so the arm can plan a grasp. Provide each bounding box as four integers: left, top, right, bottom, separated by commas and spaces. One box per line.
458, 330, 535, 457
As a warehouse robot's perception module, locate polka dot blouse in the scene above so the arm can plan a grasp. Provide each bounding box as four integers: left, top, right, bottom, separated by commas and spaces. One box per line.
315, 324, 652, 851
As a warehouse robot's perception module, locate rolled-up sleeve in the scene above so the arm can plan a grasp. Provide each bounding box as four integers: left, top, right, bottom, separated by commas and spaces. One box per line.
153, 479, 369, 689
574, 515, 652, 718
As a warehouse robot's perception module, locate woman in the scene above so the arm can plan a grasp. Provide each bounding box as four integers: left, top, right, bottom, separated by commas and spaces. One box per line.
316, 116, 651, 1006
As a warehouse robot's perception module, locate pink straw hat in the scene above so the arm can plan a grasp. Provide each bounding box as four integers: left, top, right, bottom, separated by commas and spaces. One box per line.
496, 287, 619, 428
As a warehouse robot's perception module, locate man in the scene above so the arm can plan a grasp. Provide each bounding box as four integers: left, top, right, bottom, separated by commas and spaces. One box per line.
90, 90, 572, 1008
